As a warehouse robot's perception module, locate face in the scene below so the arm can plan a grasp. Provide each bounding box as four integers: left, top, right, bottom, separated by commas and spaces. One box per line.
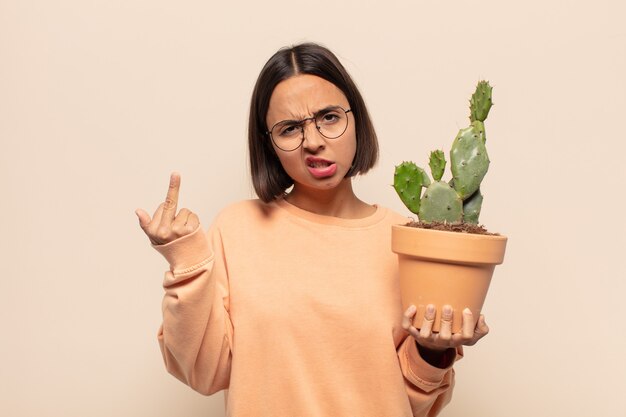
265, 74, 357, 193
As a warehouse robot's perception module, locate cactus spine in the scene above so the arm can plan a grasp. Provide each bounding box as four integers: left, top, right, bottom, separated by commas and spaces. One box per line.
393, 80, 493, 224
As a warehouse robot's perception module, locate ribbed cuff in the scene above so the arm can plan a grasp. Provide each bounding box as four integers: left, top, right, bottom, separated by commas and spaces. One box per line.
406, 337, 456, 384
151, 225, 211, 272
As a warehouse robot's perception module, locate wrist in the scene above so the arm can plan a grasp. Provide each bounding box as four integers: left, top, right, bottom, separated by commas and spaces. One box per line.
415, 340, 455, 369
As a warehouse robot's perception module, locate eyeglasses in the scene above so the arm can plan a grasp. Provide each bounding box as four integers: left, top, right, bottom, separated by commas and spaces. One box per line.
266, 105, 352, 152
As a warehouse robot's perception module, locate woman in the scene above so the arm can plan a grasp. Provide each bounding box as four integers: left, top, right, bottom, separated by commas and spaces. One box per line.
136, 42, 489, 417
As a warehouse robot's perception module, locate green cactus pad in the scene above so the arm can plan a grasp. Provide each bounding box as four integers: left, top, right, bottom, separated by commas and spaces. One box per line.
417, 166, 431, 187
463, 187, 483, 224
429, 150, 446, 181
450, 124, 490, 200
469, 80, 493, 123
473, 120, 487, 144
394, 161, 425, 214
418, 181, 463, 223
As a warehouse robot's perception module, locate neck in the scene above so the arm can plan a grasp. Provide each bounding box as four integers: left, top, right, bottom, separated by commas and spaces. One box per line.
285, 179, 375, 219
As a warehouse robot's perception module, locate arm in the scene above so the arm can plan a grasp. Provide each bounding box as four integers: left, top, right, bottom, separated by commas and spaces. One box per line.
398, 303, 488, 416
153, 223, 233, 395
397, 334, 463, 417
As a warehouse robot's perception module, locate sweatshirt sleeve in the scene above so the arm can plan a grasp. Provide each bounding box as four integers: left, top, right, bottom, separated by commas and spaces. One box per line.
396, 334, 464, 416
152, 222, 233, 396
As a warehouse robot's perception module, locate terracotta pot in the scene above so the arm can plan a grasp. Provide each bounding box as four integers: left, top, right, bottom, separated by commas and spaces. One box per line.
391, 225, 507, 333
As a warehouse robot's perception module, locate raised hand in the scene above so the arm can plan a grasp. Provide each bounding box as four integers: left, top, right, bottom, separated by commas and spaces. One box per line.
402, 304, 490, 352
135, 172, 200, 245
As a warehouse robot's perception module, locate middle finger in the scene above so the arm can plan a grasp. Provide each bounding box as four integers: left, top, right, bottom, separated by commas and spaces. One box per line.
419, 304, 436, 338
162, 172, 180, 223
438, 305, 453, 341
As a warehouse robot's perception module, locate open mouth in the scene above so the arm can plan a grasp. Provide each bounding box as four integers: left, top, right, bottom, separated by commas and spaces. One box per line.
306, 157, 334, 168
307, 160, 332, 168
305, 157, 337, 178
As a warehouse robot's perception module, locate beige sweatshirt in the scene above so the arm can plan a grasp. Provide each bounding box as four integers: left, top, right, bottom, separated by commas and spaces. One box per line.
153, 198, 461, 417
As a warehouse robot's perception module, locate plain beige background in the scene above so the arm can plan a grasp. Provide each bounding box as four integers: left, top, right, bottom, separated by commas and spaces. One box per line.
1, 0, 624, 416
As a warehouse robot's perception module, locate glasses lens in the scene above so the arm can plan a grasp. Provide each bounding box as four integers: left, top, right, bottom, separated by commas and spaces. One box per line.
269, 107, 349, 151
271, 122, 303, 151
315, 107, 348, 139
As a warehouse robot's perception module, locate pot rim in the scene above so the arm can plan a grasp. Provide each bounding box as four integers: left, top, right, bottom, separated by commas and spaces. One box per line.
391, 224, 508, 265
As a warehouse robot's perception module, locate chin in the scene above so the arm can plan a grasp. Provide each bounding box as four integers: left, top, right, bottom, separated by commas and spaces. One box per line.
312, 175, 348, 190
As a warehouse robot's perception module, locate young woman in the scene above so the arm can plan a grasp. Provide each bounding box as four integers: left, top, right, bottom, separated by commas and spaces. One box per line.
136, 42, 489, 417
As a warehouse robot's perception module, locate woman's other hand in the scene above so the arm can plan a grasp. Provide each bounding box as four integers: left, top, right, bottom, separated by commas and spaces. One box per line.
135, 172, 200, 245
402, 304, 490, 352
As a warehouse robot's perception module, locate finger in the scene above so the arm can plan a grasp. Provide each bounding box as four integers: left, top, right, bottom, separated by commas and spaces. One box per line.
147, 204, 167, 244
464, 315, 490, 346
408, 327, 421, 342
172, 208, 191, 226
135, 208, 152, 230
475, 314, 489, 337
438, 305, 453, 341
186, 212, 200, 231
461, 308, 475, 340
402, 305, 417, 331
419, 304, 436, 339
151, 202, 165, 228
137, 206, 163, 245
171, 208, 192, 235
162, 172, 181, 223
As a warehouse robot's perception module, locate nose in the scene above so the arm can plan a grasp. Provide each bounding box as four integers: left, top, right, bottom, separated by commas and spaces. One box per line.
301, 118, 325, 150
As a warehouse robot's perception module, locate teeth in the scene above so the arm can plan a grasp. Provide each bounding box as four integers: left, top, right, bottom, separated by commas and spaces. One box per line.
309, 161, 330, 168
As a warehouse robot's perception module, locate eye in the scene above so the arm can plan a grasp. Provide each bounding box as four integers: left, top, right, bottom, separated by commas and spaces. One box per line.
278, 124, 300, 137
318, 112, 341, 125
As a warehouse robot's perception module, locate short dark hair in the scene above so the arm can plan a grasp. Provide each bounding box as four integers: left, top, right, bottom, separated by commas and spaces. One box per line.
248, 42, 379, 202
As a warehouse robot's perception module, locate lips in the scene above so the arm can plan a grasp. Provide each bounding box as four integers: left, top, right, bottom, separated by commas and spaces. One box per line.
305, 156, 334, 167
305, 156, 337, 178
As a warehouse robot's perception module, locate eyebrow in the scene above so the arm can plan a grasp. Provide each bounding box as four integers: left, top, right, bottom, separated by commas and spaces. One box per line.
280, 105, 343, 124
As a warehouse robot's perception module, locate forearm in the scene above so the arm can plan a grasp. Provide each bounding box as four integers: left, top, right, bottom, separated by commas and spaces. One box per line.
397, 335, 460, 417
158, 261, 233, 395
153, 224, 233, 395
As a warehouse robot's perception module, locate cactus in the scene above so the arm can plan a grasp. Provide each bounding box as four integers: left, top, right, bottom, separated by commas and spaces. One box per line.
419, 180, 463, 223
428, 150, 446, 181
469, 81, 493, 123
450, 122, 489, 200
462, 188, 483, 224
393, 80, 494, 224
393, 162, 430, 214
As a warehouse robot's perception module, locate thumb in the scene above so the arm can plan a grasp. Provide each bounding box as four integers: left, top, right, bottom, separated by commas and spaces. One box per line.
135, 208, 151, 229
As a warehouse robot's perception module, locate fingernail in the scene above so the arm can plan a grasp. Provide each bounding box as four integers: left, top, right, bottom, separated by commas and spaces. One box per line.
463, 308, 472, 315
426, 305, 435, 314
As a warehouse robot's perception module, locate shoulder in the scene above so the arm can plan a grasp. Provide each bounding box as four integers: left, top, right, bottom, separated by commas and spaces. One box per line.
214, 199, 270, 220
212, 199, 281, 228
376, 204, 412, 226
216, 199, 266, 216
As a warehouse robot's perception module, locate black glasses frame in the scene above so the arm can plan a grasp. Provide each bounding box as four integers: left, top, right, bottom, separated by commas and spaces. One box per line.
265, 106, 352, 152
